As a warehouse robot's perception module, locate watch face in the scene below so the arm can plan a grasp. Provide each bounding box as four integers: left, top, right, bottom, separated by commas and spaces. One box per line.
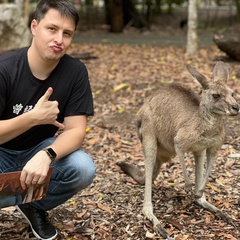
47, 148, 57, 159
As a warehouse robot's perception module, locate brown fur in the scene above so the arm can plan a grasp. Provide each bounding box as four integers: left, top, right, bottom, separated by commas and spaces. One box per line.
117, 62, 239, 238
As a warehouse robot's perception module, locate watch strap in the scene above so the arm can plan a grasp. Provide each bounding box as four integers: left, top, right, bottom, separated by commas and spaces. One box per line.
43, 148, 57, 162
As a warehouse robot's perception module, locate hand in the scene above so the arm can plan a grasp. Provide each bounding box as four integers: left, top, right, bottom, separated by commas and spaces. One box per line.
20, 151, 51, 190
32, 87, 64, 129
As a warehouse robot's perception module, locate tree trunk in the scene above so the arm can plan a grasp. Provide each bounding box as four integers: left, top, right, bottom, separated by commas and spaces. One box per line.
234, 0, 240, 16
104, 0, 111, 25
110, 0, 123, 33
186, 0, 198, 55
155, 0, 162, 14
105, 0, 148, 31
145, 0, 152, 29
0, 4, 31, 52
24, 0, 30, 24
15, 0, 24, 16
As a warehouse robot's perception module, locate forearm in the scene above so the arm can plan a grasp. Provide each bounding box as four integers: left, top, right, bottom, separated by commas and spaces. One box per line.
46, 128, 86, 160
0, 111, 36, 144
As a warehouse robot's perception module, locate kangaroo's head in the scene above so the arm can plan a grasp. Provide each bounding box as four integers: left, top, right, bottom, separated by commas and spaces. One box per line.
186, 61, 239, 116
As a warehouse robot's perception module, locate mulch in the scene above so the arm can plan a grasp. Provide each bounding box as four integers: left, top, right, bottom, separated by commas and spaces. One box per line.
1, 43, 240, 240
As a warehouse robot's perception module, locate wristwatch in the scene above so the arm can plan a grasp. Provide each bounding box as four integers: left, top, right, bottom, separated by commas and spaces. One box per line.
42, 148, 57, 162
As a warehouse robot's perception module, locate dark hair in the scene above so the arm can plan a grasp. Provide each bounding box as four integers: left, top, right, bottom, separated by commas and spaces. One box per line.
33, 0, 79, 30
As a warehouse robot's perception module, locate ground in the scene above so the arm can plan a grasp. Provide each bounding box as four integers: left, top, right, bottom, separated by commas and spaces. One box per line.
1, 29, 240, 240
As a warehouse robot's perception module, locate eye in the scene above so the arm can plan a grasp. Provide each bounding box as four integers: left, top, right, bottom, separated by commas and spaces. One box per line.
64, 32, 71, 37
232, 92, 235, 97
48, 27, 56, 32
212, 94, 221, 99
63, 31, 73, 38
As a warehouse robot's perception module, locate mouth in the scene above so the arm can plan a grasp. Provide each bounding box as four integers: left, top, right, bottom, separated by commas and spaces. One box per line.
50, 45, 63, 52
214, 106, 239, 116
228, 110, 239, 116
226, 108, 239, 116
213, 108, 226, 116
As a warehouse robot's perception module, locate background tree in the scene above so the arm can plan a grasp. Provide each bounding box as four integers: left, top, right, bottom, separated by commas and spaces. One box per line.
0, 0, 30, 52
24, 0, 31, 24
110, 0, 124, 32
186, 0, 198, 55
104, 0, 144, 32
234, 0, 240, 16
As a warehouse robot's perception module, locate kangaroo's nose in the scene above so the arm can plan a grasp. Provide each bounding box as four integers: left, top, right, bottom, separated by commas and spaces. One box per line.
232, 104, 239, 112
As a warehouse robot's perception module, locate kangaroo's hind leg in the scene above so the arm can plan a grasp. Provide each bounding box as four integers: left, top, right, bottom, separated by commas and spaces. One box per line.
142, 140, 171, 238
194, 150, 235, 227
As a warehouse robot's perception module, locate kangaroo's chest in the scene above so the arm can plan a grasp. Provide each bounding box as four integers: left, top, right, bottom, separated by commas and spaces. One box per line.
189, 132, 224, 152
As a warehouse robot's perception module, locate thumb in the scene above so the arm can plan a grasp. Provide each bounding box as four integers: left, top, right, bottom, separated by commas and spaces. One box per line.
41, 87, 53, 102
54, 121, 65, 129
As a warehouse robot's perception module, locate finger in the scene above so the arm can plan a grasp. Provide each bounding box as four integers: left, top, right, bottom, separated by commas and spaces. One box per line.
53, 121, 65, 129
41, 87, 53, 101
38, 175, 47, 185
33, 189, 39, 200
39, 186, 44, 197
20, 171, 27, 190
25, 174, 35, 188
32, 178, 39, 185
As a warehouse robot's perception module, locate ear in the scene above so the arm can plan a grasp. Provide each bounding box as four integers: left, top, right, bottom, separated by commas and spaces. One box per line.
212, 61, 229, 83
186, 65, 209, 90
30, 19, 38, 36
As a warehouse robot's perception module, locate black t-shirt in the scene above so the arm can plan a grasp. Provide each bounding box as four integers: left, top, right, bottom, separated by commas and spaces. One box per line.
0, 47, 94, 150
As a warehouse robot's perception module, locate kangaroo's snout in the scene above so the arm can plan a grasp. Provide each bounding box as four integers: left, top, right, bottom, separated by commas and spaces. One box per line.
230, 104, 239, 115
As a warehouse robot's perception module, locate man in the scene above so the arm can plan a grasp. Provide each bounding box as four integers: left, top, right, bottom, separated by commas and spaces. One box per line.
0, 1, 96, 239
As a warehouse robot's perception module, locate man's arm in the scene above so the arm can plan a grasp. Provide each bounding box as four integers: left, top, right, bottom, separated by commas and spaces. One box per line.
48, 115, 87, 160
20, 115, 87, 189
0, 88, 64, 144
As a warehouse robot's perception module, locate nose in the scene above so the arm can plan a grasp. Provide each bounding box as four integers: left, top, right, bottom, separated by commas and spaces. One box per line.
54, 32, 63, 44
232, 104, 239, 113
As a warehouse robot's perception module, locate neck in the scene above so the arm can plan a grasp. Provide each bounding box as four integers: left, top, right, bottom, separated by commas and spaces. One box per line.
199, 105, 226, 130
27, 46, 60, 80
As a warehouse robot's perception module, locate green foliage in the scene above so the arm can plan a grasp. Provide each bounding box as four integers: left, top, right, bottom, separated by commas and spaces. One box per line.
165, 0, 185, 5
152, 0, 186, 15
0, 0, 14, 2
165, 0, 185, 14
85, 0, 94, 5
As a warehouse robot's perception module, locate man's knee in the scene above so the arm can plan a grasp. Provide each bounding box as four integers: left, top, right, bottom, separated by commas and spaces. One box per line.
80, 161, 96, 188
64, 150, 96, 190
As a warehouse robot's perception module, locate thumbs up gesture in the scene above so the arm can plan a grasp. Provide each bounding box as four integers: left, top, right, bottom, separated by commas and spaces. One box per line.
32, 87, 64, 129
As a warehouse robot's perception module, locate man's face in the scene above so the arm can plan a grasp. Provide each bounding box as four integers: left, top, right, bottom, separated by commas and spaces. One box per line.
31, 8, 75, 62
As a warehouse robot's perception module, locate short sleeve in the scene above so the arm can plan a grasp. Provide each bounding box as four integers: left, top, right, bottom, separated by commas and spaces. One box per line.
63, 63, 94, 117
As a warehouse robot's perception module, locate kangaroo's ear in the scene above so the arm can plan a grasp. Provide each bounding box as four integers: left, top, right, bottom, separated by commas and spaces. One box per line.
186, 65, 209, 90
212, 61, 229, 83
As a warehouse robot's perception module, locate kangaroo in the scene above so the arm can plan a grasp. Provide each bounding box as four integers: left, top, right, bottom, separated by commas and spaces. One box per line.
117, 61, 239, 238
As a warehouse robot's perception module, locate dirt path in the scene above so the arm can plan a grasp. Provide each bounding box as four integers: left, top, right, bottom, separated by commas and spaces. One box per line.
73, 30, 215, 49
1, 40, 239, 240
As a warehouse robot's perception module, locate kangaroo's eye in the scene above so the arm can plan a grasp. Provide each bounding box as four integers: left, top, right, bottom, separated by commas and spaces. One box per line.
232, 92, 235, 97
212, 94, 221, 99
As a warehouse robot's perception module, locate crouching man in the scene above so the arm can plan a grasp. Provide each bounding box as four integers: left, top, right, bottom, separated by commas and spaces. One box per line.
0, 0, 96, 239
